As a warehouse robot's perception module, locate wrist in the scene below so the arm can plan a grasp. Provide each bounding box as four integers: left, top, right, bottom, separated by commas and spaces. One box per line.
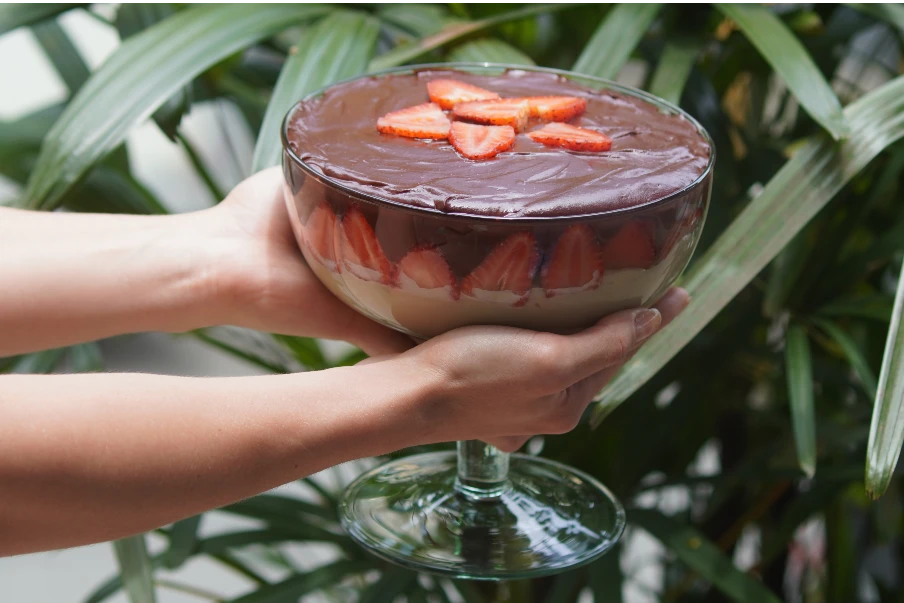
148, 209, 237, 333
269, 358, 448, 467
378, 355, 451, 446
182, 202, 287, 334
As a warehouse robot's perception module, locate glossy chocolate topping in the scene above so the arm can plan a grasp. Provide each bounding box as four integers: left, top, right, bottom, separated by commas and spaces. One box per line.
286, 69, 711, 218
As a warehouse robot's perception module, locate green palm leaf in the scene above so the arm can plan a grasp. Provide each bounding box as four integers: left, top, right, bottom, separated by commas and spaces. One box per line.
592, 75, 904, 427
113, 535, 157, 603
448, 38, 535, 65
786, 325, 817, 477
811, 317, 879, 398
359, 569, 417, 603
65, 165, 169, 215
763, 229, 812, 318
632, 509, 782, 602
229, 560, 371, 603
849, 3, 904, 35
273, 335, 329, 371
543, 569, 584, 603
84, 555, 164, 603
190, 329, 296, 374
20, 4, 329, 211
31, 19, 91, 95
220, 496, 348, 546
648, 38, 699, 106
252, 10, 380, 173
115, 4, 191, 141
0, 3, 80, 35
162, 515, 202, 570
377, 4, 458, 37
818, 294, 895, 322
9, 348, 66, 374
369, 4, 568, 71
573, 4, 662, 79
588, 543, 623, 602
866, 259, 904, 498
196, 529, 292, 554
68, 342, 103, 372
716, 4, 848, 139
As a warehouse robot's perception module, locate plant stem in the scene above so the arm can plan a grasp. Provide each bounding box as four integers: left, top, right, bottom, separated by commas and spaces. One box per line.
209, 552, 269, 586
155, 579, 224, 602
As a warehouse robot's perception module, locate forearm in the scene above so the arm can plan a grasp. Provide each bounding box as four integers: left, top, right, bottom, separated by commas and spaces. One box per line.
0, 207, 226, 356
0, 359, 438, 555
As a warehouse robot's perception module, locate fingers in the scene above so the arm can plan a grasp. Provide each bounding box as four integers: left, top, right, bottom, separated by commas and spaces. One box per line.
558, 307, 661, 383
484, 436, 531, 453
654, 287, 690, 326
546, 286, 690, 386
346, 312, 416, 356
534, 287, 692, 436
570, 288, 690, 401
577, 287, 691, 395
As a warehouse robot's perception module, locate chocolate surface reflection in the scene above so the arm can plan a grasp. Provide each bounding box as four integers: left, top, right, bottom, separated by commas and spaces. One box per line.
287, 69, 711, 218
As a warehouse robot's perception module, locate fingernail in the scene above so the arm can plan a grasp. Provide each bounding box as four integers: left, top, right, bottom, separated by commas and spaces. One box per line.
633, 308, 662, 343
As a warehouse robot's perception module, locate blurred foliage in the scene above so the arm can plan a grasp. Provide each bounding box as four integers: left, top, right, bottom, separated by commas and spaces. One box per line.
2, 3, 904, 602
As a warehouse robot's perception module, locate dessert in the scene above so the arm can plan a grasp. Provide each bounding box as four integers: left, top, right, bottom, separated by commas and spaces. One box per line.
281, 65, 715, 580
282, 67, 713, 338
286, 68, 710, 217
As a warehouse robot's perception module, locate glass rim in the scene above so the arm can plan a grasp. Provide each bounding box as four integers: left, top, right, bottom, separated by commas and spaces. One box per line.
280, 62, 716, 224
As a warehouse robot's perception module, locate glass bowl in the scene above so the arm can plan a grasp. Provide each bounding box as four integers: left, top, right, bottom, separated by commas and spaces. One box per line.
281, 63, 713, 580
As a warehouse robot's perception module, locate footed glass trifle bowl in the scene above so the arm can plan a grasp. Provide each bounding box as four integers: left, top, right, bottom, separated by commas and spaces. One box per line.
281, 63, 713, 579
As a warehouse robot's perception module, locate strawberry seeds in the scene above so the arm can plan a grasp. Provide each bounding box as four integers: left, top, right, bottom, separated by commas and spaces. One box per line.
375, 78, 611, 160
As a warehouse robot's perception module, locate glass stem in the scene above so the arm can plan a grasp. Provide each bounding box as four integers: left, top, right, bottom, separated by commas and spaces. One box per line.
455, 440, 509, 500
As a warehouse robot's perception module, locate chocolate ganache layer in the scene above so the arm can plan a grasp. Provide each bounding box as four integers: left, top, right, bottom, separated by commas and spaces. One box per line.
286, 69, 711, 218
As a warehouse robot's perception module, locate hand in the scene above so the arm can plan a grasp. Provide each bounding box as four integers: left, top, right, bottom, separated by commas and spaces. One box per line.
205, 168, 413, 356
392, 288, 690, 451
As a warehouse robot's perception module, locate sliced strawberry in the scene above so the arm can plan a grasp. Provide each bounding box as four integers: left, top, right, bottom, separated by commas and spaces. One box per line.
427, 79, 500, 110
338, 207, 394, 284
461, 232, 540, 306
541, 224, 604, 297
525, 96, 587, 122
449, 122, 515, 160
377, 102, 451, 140
527, 122, 612, 152
453, 98, 530, 132
397, 246, 460, 299
304, 204, 339, 269
602, 221, 655, 270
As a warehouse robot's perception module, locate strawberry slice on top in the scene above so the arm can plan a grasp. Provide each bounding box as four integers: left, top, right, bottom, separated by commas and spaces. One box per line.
377, 102, 451, 140
461, 232, 540, 306
397, 246, 459, 299
338, 207, 394, 284
602, 221, 655, 270
303, 204, 339, 270
541, 224, 604, 297
525, 96, 587, 122
527, 122, 612, 152
449, 122, 515, 160
427, 79, 500, 110
453, 98, 530, 132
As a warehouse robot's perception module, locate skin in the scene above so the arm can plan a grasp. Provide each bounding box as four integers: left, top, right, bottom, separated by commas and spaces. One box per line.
0, 168, 689, 556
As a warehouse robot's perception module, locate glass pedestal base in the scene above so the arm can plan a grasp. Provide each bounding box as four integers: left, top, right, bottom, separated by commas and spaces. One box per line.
339, 451, 625, 580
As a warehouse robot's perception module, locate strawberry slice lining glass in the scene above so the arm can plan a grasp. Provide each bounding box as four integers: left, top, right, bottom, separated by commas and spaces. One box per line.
281, 63, 714, 580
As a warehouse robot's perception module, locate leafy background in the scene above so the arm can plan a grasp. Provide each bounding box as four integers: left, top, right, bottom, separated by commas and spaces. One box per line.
2, 3, 904, 602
